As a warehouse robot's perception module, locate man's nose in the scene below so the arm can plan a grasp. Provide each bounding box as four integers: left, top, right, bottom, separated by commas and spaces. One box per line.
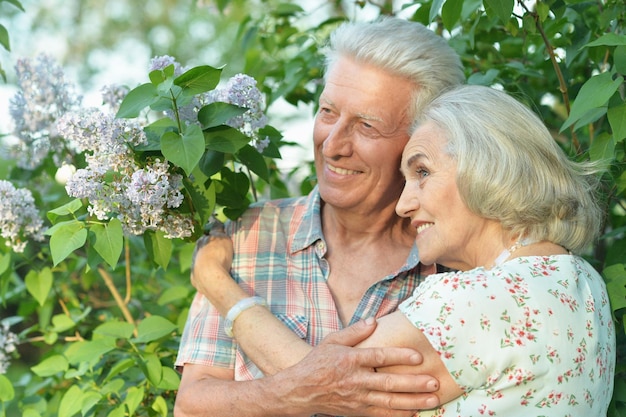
322, 121, 353, 157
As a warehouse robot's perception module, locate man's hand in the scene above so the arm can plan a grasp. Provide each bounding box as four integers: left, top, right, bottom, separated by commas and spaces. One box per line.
268, 318, 441, 417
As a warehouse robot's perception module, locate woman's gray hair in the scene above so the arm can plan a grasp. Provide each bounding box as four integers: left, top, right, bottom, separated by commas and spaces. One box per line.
414, 85, 605, 254
324, 17, 464, 120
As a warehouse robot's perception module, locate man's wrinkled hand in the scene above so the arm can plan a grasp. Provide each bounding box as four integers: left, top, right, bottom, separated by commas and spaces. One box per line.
269, 319, 441, 417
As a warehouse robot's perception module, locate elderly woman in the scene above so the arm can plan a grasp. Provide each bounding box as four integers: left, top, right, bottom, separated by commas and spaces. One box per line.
189, 85, 615, 416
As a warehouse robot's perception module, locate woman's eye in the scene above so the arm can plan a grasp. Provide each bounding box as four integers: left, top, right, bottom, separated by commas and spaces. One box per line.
416, 169, 429, 179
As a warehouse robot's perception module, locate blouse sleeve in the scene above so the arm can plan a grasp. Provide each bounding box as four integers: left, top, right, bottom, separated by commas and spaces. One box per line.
398, 268, 552, 391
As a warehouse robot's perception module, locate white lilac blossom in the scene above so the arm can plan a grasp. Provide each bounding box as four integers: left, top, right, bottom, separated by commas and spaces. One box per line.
59, 109, 192, 239
0, 180, 46, 253
8, 54, 82, 169
100, 84, 130, 112
207, 73, 269, 151
0, 323, 18, 374
149, 55, 186, 75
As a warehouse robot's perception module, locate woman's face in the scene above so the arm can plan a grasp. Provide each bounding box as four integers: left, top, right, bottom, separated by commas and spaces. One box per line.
396, 122, 502, 271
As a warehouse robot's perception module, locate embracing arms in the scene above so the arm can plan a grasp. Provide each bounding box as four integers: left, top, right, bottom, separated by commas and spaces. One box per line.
175, 230, 463, 417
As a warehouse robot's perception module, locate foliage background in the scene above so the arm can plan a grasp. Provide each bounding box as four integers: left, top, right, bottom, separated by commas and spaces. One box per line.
0, 0, 625, 416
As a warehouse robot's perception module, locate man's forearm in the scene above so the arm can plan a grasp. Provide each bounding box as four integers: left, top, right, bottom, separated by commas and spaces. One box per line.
232, 305, 313, 374
175, 367, 310, 417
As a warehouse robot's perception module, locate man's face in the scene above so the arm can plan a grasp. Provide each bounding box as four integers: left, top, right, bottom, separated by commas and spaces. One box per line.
313, 56, 415, 215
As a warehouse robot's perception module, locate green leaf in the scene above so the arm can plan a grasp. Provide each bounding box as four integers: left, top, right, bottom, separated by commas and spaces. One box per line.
608, 102, 626, 142
134, 315, 177, 343
535, 2, 550, 21
0, 374, 14, 401
174, 65, 222, 96
138, 352, 163, 386
561, 72, 624, 132
441, 0, 463, 31
0, 24, 9, 52
273, 2, 304, 16
604, 264, 626, 311
25, 267, 52, 306
93, 321, 135, 340
151, 395, 168, 417
616, 45, 626, 75
144, 230, 173, 270
483, 0, 514, 23
58, 385, 82, 417
236, 144, 269, 182
3, 0, 25, 11
0, 252, 9, 276
467, 68, 499, 86
197, 102, 248, 129
216, 168, 251, 208
48, 220, 88, 266
107, 405, 126, 417
31, 354, 69, 377
116, 83, 158, 118
51, 314, 76, 333
47, 199, 84, 223
198, 149, 225, 177
157, 285, 190, 305
64, 340, 114, 366
584, 33, 626, 48
80, 391, 102, 417
103, 358, 134, 384
204, 126, 250, 153
91, 218, 124, 268
589, 134, 615, 165
140, 117, 177, 151
161, 124, 205, 176
429, 0, 445, 24
124, 386, 144, 416
157, 366, 181, 390
184, 170, 216, 229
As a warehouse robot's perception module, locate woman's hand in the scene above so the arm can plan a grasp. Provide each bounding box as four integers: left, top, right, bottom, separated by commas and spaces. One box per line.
191, 219, 247, 316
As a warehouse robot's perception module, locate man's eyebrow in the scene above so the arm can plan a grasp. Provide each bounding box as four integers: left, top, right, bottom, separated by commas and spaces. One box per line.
356, 112, 383, 123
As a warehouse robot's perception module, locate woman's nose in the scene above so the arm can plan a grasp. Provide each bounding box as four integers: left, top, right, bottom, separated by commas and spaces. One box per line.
396, 181, 419, 218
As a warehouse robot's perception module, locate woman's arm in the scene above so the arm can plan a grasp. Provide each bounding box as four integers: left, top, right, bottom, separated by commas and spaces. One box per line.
357, 311, 464, 405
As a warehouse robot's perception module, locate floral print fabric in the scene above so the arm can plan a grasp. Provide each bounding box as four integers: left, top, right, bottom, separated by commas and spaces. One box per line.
399, 255, 615, 416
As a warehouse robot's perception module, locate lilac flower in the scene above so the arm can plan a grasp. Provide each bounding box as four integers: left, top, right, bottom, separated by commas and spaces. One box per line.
0, 322, 18, 374
100, 84, 130, 112
0, 180, 46, 253
8, 54, 82, 169
149, 55, 186, 76
208, 73, 268, 139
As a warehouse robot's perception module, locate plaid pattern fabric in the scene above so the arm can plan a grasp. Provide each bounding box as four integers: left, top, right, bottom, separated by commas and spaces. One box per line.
175, 187, 429, 380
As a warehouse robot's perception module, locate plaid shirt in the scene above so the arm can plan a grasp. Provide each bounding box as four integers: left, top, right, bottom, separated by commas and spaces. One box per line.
176, 187, 429, 381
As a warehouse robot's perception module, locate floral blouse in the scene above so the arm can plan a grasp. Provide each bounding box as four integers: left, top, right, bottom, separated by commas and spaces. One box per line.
399, 255, 615, 416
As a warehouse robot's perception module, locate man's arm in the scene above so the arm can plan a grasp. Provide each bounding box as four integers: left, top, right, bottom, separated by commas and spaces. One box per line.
174, 320, 439, 417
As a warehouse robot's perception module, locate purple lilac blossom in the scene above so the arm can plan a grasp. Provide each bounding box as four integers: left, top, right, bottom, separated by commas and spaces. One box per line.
59, 108, 192, 238
8, 55, 82, 169
0, 180, 46, 253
